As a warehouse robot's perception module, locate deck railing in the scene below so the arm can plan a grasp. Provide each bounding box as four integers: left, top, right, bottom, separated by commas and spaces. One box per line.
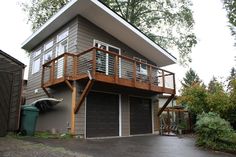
42, 47, 176, 94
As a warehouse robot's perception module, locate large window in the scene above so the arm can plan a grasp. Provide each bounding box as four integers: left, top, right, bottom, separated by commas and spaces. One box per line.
43, 40, 53, 64
32, 58, 41, 74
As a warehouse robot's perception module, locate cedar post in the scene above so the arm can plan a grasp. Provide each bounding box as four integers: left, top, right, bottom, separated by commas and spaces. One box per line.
114, 55, 118, 83
133, 61, 136, 87
71, 81, 76, 135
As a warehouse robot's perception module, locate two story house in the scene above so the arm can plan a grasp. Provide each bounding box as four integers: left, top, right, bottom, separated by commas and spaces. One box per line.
22, 0, 176, 138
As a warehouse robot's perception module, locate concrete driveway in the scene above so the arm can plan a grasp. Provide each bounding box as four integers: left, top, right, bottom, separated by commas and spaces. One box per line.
25, 135, 235, 157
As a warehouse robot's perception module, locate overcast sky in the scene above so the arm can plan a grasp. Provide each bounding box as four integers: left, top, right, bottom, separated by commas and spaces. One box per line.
0, 0, 235, 94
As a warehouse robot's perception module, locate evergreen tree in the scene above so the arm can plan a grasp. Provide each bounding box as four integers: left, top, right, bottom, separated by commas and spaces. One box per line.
181, 68, 201, 88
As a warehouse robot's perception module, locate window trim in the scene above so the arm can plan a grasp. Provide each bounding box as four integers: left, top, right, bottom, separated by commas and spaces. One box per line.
44, 40, 54, 51
57, 28, 69, 43
33, 49, 41, 58
32, 58, 41, 74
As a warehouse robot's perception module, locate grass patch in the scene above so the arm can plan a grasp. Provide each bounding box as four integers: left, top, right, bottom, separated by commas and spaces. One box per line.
7, 131, 73, 139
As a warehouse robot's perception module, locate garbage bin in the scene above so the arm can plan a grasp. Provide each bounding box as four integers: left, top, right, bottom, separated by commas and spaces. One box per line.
20, 105, 39, 136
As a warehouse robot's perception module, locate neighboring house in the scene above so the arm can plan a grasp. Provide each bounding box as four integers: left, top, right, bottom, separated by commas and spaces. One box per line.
0, 50, 25, 137
22, 0, 176, 138
159, 95, 177, 108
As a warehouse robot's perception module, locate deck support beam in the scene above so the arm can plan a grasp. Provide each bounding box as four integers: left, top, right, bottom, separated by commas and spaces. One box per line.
157, 94, 175, 116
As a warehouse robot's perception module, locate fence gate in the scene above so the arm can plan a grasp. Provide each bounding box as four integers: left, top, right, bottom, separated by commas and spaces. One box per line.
0, 71, 13, 136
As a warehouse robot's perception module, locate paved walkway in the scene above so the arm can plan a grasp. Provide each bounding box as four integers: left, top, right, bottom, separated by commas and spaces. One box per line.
24, 135, 235, 157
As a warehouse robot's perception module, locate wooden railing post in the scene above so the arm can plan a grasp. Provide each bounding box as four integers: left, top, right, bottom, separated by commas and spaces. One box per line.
133, 61, 136, 87
162, 70, 165, 90
73, 55, 78, 79
50, 60, 55, 84
114, 55, 118, 83
41, 65, 45, 87
92, 48, 97, 78
149, 66, 152, 89
173, 73, 176, 94
63, 54, 67, 79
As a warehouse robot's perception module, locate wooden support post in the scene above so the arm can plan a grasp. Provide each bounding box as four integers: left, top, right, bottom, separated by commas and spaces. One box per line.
41, 66, 45, 87
42, 87, 52, 98
65, 80, 73, 92
74, 79, 94, 114
157, 94, 174, 116
71, 81, 76, 135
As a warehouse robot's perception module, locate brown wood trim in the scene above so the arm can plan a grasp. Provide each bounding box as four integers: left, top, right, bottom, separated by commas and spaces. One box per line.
92, 49, 97, 78
114, 55, 118, 83
64, 54, 67, 77
133, 61, 136, 86
71, 81, 76, 135
74, 79, 94, 114
65, 80, 73, 92
157, 94, 175, 116
73, 56, 78, 76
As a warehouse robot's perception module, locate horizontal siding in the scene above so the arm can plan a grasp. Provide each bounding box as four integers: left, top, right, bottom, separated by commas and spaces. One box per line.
77, 16, 153, 64
26, 18, 78, 104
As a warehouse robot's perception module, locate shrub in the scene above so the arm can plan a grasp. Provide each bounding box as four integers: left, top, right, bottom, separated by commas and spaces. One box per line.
195, 112, 235, 151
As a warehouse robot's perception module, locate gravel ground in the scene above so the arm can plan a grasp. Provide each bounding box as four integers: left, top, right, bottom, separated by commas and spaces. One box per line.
0, 136, 91, 157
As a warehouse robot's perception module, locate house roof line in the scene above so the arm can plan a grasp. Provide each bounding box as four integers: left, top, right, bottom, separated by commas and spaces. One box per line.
97, 0, 176, 60
21, 0, 177, 66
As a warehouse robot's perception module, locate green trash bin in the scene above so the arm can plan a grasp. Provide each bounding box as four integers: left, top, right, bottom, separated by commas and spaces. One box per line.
20, 105, 39, 136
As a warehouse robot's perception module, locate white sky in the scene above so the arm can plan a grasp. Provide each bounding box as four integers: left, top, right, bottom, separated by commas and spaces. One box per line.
0, 0, 235, 94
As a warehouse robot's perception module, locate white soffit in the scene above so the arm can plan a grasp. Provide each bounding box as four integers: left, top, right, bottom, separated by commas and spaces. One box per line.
22, 0, 176, 67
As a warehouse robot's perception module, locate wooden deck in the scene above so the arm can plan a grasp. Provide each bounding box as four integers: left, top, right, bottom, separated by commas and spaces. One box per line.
41, 47, 176, 94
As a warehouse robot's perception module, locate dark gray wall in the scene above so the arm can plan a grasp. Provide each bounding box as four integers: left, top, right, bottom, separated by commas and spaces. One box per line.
0, 51, 24, 132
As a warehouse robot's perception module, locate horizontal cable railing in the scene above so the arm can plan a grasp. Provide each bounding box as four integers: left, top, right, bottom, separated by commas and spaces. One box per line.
42, 48, 175, 93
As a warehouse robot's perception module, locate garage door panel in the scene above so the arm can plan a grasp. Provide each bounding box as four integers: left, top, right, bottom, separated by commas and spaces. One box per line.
130, 97, 152, 135
86, 92, 119, 138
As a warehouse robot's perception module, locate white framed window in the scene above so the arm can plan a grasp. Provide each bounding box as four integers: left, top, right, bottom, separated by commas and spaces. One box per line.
43, 51, 53, 64
44, 40, 53, 51
57, 29, 69, 43
32, 58, 41, 74
33, 49, 41, 58
134, 57, 147, 75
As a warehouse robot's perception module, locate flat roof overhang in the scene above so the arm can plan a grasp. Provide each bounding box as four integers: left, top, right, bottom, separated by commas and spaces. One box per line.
22, 0, 176, 67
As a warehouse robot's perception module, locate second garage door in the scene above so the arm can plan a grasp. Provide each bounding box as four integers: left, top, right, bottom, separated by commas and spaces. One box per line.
130, 97, 152, 135
86, 92, 119, 138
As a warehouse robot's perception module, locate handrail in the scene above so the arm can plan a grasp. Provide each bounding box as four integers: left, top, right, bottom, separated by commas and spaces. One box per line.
41, 47, 176, 93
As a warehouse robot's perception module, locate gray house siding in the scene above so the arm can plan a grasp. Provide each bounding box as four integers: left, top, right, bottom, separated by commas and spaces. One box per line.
26, 18, 78, 133
77, 16, 153, 63
36, 85, 72, 132
26, 17, 78, 104
26, 14, 159, 136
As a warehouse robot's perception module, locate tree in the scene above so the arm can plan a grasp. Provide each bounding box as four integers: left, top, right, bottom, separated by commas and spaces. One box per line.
181, 68, 201, 88
227, 67, 236, 91
208, 76, 223, 94
21, 0, 197, 65
223, 0, 236, 45
178, 83, 208, 115
20, 0, 69, 31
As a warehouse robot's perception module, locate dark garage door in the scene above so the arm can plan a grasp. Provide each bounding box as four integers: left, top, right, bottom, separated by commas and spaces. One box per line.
86, 92, 119, 138
130, 97, 152, 135
0, 72, 13, 137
